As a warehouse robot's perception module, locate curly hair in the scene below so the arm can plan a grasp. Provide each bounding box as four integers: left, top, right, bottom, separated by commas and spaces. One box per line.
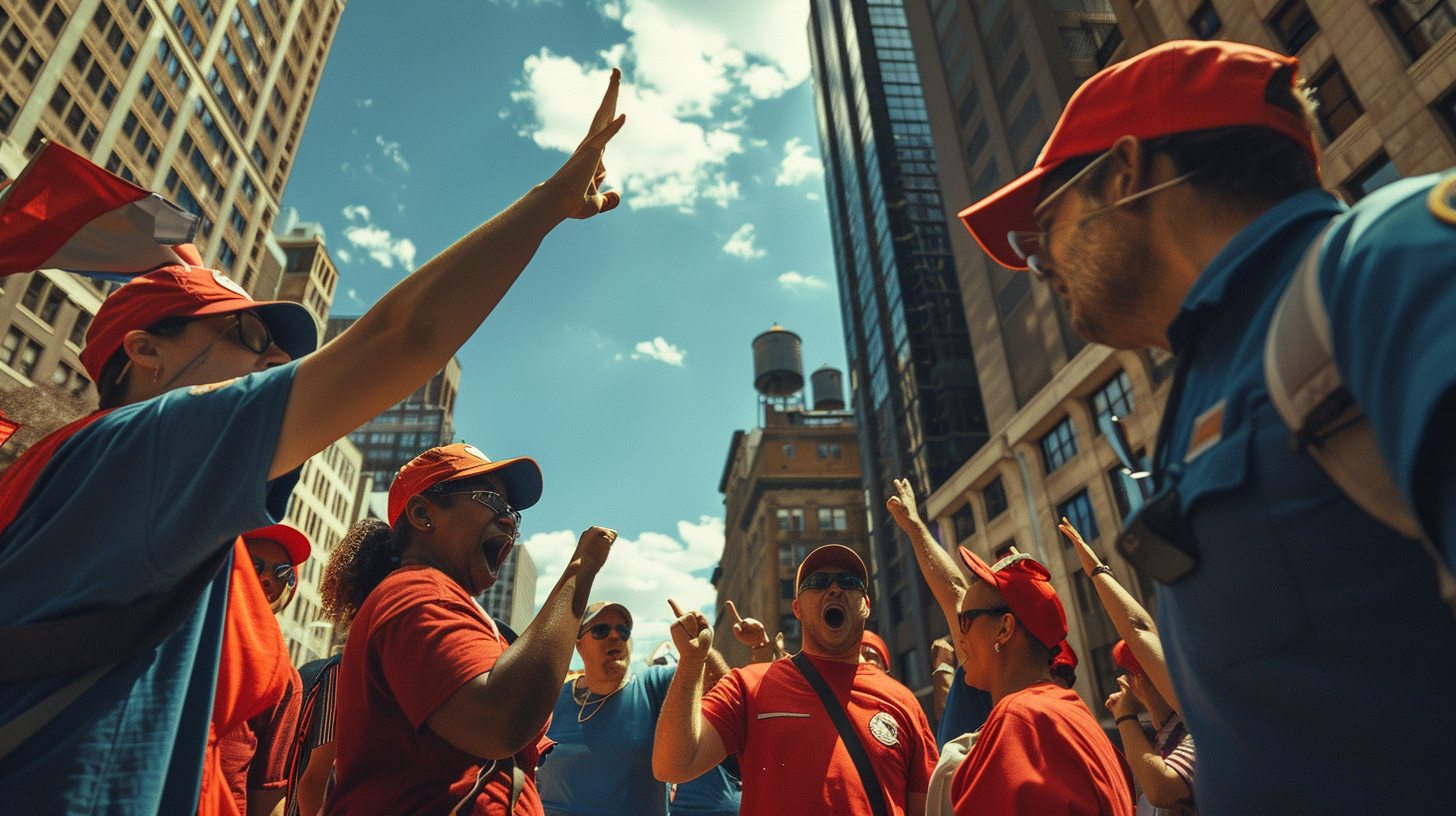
320, 518, 400, 628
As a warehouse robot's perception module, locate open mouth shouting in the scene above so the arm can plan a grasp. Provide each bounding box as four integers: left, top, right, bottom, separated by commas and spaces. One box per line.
480, 534, 514, 576
823, 601, 848, 631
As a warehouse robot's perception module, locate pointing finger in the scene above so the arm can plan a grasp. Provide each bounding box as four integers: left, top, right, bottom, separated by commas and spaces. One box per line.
668, 598, 685, 619
726, 600, 743, 624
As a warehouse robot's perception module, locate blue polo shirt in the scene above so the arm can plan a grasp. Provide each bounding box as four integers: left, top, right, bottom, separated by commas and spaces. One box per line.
0, 362, 300, 814
1148, 180, 1456, 814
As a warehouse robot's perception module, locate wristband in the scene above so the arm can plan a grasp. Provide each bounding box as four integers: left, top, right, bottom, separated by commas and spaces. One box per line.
1092, 565, 1114, 578
1115, 714, 1140, 726
750, 640, 773, 651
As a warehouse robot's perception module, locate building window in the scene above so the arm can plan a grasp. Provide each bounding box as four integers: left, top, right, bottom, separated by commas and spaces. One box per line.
982, 476, 1009, 520
1189, 0, 1222, 39
2, 327, 42, 378
817, 443, 842, 458
51, 361, 88, 396
951, 502, 976, 543
1057, 489, 1100, 543
0, 94, 18, 133
994, 538, 1017, 561
1091, 371, 1135, 432
1311, 63, 1364, 142
1268, 0, 1319, 53
67, 310, 91, 347
1041, 416, 1079, 473
777, 507, 805, 532
1381, 0, 1456, 61
783, 444, 794, 459
1345, 152, 1403, 201
20, 275, 48, 314
37, 287, 65, 325
1107, 465, 1153, 521
818, 507, 848, 531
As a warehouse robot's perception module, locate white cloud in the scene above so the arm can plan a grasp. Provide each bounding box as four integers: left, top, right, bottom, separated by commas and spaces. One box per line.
525, 516, 725, 658
776, 137, 823, 187
631, 336, 686, 366
510, 0, 813, 212
336, 248, 352, 263
355, 98, 373, 107
375, 136, 410, 173
722, 223, 765, 260
778, 271, 830, 292
806, 192, 820, 201
341, 205, 418, 271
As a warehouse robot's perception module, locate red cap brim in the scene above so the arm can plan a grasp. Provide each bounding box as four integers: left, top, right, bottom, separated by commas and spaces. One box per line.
958, 165, 1047, 271
244, 524, 310, 566
959, 545, 997, 585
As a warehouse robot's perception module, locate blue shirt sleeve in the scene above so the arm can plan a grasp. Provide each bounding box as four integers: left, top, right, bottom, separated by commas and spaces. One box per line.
1321, 174, 1456, 567
0, 361, 301, 625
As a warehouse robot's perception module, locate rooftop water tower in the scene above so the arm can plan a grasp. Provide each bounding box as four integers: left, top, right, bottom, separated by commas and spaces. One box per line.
811, 365, 845, 410
753, 325, 804, 417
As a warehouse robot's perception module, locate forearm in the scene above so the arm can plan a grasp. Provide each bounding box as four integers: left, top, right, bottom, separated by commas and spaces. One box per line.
273, 185, 565, 477
652, 655, 713, 783
296, 742, 334, 816
470, 557, 599, 753
931, 671, 951, 720
1089, 574, 1179, 710
748, 643, 778, 664
704, 648, 731, 688
900, 515, 967, 634
1118, 722, 1191, 807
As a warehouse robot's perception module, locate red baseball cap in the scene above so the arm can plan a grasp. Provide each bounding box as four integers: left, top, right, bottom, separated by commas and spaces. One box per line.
1113, 639, 1144, 676
387, 443, 543, 527
959, 39, 1314, 270
1052, 639, 1078, 672
958, 547, 1068, 650
795, 544, 869, 591
242, 524, 310, 567
79, 245, 318, 381
860, 629, 890, 667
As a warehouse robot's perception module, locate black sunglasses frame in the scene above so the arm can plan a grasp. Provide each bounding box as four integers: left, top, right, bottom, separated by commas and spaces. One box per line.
584, 624, 631, 641
797, 571, 867, 595
956, 605, 1011, 634
250, 554, 296, 588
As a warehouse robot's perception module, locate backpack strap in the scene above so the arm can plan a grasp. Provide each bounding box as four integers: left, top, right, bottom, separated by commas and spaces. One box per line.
1264, 221, 1456, 613
790, 653, 889, 816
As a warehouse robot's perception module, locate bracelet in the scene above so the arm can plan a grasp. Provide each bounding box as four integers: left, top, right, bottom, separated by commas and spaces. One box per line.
1115, 714, 1140, 726
750, 640, 773, 651
1092, 565, 1114, 578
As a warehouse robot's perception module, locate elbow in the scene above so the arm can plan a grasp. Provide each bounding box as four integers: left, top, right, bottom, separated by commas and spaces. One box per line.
1143, 776, 1192, 808
652, 754, 686, 785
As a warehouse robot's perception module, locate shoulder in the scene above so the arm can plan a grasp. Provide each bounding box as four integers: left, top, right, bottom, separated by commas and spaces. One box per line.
358, 567, 479, 628
1328, 173, 1456, 269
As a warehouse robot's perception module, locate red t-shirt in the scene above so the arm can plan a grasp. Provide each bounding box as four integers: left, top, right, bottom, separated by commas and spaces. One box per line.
329, 567, 549, 816
219, 664, 301, 814
951, 683, 1135, 816
701, 655, 936, 816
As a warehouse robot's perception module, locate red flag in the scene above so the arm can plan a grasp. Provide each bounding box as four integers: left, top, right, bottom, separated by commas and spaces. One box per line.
0, 141, 197, 279
0, 409, 19, 450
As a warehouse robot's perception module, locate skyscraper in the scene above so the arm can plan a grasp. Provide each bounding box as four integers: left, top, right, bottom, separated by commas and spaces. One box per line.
808, 0, 992, 695
0, 0, 347, 412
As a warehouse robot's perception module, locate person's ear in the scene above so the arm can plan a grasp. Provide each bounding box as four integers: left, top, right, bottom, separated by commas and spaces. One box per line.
1100, 134, 1146, 203
791, 596, 802, 622
404, 494, 434, 532
121, 329, 165, 382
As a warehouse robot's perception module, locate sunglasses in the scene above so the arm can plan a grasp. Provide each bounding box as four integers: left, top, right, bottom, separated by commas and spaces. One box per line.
956, 606, 1011, 634
434, 490, 522, 538
797, 571, 867, 594
584, 624, 631, 641
250, 555, 296, 588
228, 311, 275, 355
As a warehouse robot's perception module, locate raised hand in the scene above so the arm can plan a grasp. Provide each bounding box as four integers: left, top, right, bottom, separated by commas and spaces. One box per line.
886, 477, 922, 531
725, 600, 769, 650
667, 598, 712, 661
544, 68, 627, 220
1058, 517, 1103, 577
1105, 674, 1141, 719
574, 526, 618, 575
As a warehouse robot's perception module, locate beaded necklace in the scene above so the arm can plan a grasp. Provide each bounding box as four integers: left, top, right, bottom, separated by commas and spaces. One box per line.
573, 674, 630, 723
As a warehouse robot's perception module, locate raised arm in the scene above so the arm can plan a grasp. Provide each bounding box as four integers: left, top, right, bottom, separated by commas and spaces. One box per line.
427, 526, 616, 758
887, 478, 968, 638
270, 72, 625, 479
653, 599, 728, 784
1060, 518, 1180, 711
1106, 677, 1192, 808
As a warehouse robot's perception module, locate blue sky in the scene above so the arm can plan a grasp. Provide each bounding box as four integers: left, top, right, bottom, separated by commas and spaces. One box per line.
280, 0, 848, 654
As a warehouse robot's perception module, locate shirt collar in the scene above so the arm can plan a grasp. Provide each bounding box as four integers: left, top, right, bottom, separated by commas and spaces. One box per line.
1166, 188, 1345, 354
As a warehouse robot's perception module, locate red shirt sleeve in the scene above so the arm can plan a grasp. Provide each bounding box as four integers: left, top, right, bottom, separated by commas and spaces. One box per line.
904, 689, 938, 795
368, 572, 504, 730
700, 666, 753, 755
247, 665, 302, 790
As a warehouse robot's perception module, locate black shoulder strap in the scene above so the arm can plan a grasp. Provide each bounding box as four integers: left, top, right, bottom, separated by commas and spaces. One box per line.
790, 652, 889, 816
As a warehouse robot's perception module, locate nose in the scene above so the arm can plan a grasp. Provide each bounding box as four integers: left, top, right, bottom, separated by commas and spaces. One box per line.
260, 343, 292, 367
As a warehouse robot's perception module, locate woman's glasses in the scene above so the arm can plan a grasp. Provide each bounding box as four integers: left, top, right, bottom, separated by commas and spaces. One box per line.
956, 605, 1011, 634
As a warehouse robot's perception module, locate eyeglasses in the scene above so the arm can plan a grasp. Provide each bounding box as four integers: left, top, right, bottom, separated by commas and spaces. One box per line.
227, 311, 275, 354
956, 606, 1011, 634
584, 624, 631, 640
250, 555, 296, 588
435, 490, 522, 538
1007, 149, 1196, 281
797, 571, 867, 595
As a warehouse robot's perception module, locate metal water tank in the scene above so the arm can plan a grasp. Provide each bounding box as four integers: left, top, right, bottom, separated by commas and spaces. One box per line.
811, 365, 845, 410
752, 325, 804, 397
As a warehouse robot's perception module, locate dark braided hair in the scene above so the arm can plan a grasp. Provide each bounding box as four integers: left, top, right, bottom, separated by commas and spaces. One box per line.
321, 519, 404, 628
